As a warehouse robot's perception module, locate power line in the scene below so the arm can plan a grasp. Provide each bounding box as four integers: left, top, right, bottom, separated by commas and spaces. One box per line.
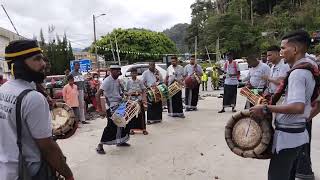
1, 4, 19, 35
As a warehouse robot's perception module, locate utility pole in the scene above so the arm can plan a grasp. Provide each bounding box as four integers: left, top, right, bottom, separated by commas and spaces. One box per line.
93, 13, 106, 76
110, 39, 116, 62
114, 34, 121, 65
205, 46, 212, 66
216, 37, 220, 63
195, 36, 198, 61
93, 15, 98, 75
251, 0, 254, 25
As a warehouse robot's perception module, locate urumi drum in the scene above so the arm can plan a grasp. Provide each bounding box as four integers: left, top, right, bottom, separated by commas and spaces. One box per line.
225, 87, 273, 159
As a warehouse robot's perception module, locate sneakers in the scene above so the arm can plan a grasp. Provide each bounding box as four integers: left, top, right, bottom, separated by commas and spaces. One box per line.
218, 109, 225, 113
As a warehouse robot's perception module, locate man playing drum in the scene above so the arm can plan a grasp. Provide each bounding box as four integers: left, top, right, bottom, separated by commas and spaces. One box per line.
96, 65, 131, 154
184, 55, 203, 111
250, 30, 319, 180
0, 40, 73, 180
142, 62, 163, 124
244, 54, 271, 109
125, 68, 148, 135
262, 45, 290, 98
165, 56, 185, 118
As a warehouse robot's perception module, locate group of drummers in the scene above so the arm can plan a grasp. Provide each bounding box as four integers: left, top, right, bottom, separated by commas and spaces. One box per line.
224, 30, 320, 180
95, 55, 204, 154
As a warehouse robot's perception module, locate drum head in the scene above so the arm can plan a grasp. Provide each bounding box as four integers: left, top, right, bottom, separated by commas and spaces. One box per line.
52, 103, 77, 139
232, 118, 262, 150
225, 111, 273, 159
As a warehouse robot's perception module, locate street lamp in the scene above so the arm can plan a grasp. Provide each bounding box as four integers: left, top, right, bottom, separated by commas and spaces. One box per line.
93, 13, 106, 76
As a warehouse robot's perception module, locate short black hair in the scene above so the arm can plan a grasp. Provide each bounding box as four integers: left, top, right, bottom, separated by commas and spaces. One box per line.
267, 45, 280, 52
131, 68, 137, 73
171, 56, 178, 60
226, 51, 234, 56
282, 30, 311, 49
247, 54, 258, 62
74, 61, 80, 65
67, 74, 74, 81
190, 55, 195, 59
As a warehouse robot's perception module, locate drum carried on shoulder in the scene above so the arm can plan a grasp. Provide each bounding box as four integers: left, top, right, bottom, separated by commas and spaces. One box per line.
185, 73, 201, 89
147, 82, 183, 103
225, 87, 273, 159
51, 103, 78, 139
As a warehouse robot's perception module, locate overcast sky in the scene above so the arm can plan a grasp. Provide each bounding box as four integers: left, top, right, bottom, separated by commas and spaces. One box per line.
0, 0, 194, 48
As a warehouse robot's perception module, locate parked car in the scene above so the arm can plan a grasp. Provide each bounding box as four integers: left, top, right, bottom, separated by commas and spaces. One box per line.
237, 62, 249, 87
119, 64, 167, 88
44, 75, 65, 99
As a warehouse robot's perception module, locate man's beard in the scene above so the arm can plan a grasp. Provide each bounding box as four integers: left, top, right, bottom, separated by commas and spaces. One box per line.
13, 61, 46, 83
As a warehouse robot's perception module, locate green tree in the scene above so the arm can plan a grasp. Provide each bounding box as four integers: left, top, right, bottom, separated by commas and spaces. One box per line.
95, 28, 177, 63
39, 27, 74, 75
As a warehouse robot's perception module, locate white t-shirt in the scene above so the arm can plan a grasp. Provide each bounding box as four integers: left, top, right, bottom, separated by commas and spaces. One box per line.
0, 79, 52, 180
268, 59, 290, 94
247, 62, 271, 88
223, 61, 240, 85
273, 58, 316, 153
142, 69, 163, 88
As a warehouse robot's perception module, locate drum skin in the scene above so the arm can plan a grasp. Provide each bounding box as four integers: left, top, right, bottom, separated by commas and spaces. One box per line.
225, 111, 273, 159
51, 103, 78, 139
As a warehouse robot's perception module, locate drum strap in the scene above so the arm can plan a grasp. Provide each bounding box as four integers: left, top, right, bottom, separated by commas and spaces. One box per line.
275, 121, 306, 133
16, 89, 34, 179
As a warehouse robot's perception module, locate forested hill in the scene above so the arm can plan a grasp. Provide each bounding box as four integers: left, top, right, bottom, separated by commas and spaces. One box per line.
165, 0, 320, 58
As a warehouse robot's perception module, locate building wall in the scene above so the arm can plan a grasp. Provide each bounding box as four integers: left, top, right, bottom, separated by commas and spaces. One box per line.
0, 27, 25, 58
0, 27, 25, 79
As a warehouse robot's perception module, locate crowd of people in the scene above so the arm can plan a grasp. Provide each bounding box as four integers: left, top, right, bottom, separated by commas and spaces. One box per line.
1, 29, 320, 180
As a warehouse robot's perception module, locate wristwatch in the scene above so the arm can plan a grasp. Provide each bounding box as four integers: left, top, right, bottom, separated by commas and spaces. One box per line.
262, 105, 271, 115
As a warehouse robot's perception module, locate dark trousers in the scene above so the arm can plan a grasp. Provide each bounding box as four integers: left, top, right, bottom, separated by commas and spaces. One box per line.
202, 81, 207, 91
296, 121, 314, 179
268, 145, 304, 180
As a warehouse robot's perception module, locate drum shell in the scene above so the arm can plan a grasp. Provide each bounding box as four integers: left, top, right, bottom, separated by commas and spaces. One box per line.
51, 103, 78, 139
225, 111, 273, 159
111, 100, 140, 127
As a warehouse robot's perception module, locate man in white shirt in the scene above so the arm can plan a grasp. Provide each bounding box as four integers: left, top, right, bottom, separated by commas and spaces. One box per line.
165, 56, 185, 118
142, 62, 163, 124
262, 45, 290, 96
250, 30, 318, 180
244, 54, 271, 108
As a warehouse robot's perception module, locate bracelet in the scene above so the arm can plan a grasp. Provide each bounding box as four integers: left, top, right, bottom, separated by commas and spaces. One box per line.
262, 105, 271, 115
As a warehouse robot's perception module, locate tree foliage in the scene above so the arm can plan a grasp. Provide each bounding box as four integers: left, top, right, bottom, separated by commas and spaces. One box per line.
95, 28, 177, 63
185, 0, 320, 58
39, 27, 74, 75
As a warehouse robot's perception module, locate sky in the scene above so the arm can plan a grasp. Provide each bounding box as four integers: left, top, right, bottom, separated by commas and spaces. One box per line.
0, 0, 194, 48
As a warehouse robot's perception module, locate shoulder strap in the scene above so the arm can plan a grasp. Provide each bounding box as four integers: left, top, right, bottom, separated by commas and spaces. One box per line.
271, 62, 320, 105
16, 89, 33, 155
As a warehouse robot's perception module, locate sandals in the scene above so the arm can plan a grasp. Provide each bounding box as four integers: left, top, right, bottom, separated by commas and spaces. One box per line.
96, 147, 106, 154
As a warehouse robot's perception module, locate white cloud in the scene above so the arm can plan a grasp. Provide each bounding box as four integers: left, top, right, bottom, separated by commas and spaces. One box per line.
0, 0, 194, 48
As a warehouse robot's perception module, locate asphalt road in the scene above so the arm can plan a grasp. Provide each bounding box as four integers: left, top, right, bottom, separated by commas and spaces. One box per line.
58, 89, 320, 180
